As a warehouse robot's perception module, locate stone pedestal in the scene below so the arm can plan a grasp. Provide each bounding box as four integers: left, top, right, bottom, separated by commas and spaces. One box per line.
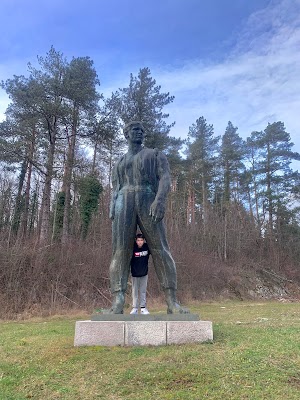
74, 315, 213, 346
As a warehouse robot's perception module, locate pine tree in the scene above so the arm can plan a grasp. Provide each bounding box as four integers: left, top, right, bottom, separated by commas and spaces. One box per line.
186, 116, 220, 227
247, 122, 300, 232
2, 47, 69, 243
60, 56, 100, 244
220, 121, 245, 202
0, 113, 40, 240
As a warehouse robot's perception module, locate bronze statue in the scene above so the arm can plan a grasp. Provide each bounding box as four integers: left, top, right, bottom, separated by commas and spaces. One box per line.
109, 121, 188, 314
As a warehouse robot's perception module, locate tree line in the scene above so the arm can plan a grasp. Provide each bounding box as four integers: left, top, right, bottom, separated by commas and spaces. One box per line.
1, 47, 300, 317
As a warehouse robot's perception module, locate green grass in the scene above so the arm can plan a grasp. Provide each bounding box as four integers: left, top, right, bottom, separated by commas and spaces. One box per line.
1, 301, 300, 399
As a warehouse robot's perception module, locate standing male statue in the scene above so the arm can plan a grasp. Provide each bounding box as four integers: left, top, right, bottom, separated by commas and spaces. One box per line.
109, 121, 188, 314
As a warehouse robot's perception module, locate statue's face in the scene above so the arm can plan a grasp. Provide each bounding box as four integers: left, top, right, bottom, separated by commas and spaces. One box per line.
127, 124, 144, 144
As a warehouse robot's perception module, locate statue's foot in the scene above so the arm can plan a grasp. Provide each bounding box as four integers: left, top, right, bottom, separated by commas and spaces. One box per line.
94, 307, 122, 314
108, 307, 124, 314
164, 288, 190, 314
167, 302, 190, 314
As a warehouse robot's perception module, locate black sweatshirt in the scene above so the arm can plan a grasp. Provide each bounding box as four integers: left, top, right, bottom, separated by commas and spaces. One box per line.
131, 243, 150, 277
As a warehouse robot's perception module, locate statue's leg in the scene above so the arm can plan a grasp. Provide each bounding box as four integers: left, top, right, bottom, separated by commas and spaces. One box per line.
109, 190, 137, 313
137, 193, 189, 313
138, 218, 177, 289
138, 219, 179, 313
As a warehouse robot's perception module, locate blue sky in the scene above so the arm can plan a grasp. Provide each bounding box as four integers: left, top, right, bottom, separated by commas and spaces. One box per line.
1, 0, 299, 166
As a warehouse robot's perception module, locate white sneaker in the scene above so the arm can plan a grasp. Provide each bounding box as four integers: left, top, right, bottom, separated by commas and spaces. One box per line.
130, 308, 138, 315
140, 307, 150, 315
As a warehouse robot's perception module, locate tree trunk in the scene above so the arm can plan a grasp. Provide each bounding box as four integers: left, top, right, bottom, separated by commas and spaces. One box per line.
224, 212, 227, 260
186, 179, 195, 227
12, 158, 27, 238
201, 173, 208, 232
61, 107, 78, 244
39, 121, 56, 244
20, 128, 36, 240
266, 142, 273, 231
224, 160, 230, 202
92, 142, 97, 175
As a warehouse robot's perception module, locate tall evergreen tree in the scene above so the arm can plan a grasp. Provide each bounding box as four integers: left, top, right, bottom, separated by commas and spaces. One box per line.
220, 121, 245, 202
59, 56, 100, 243
2, 48, 102, 243
247, 122, 300, 231
2, 47, 69, 243
0, 112, 42, 240
186, 116, 220, 227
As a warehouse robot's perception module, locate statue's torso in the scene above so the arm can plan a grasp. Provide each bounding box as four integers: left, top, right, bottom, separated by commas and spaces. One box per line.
117, 148, 159, 193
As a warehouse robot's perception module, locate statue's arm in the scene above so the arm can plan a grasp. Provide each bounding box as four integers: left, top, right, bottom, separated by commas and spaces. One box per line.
109, 164, 119, 220
149, 151, 171, 222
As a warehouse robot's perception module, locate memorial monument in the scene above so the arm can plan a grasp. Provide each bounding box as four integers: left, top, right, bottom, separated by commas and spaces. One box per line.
74, 121, 213, 346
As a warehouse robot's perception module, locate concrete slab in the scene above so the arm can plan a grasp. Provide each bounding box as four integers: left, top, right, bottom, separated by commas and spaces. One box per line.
125, 321, 167, 346
91, 313, 200, 321
74, 321, 124, 346
74, 320, 213, 347
167, 321, 213, 345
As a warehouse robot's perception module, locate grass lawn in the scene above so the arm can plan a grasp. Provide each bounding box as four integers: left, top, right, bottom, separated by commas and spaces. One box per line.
0, 301, 300, 399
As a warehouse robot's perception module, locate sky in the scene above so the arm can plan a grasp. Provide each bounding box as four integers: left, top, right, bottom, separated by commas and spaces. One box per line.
0, 0, 300, 166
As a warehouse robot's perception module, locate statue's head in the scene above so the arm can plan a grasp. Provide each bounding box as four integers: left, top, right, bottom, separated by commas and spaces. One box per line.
123, 121, 145, 142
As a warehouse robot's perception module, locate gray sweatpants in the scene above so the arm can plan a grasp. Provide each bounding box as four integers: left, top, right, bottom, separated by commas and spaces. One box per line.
131, 275, 148, 308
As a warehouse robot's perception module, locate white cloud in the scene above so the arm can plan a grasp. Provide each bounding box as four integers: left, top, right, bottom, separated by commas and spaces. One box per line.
155, 0, 300, 163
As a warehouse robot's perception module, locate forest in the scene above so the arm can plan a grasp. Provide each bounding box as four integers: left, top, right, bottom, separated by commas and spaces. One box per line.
1, 47, 300, 318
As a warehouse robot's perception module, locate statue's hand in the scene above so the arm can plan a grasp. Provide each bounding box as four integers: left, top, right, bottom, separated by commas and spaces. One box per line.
149, 200, 165, 222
